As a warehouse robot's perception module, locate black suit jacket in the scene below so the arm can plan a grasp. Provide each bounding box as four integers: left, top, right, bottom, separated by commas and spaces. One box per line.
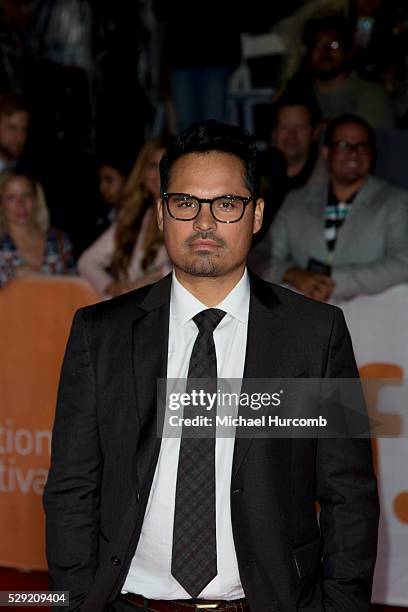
44, 273, 379, 612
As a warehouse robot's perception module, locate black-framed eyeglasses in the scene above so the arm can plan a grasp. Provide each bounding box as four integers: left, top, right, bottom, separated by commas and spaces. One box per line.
161, 192, 254, 223
329, 140, 372, 155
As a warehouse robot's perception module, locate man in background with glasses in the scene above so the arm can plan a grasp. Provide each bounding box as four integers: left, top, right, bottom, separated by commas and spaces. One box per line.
44, 120, 379, 611
252, 113, 408, 301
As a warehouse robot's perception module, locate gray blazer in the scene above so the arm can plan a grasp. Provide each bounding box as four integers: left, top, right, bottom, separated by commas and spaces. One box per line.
250, 174, 408, 300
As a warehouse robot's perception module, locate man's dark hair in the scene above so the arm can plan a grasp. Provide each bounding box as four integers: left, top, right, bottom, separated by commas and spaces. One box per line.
303, 14, 354, 53
324, 113, 376, 154
0, 92, 30, 119
160, 120, 260, 197
271, 87, 321, 128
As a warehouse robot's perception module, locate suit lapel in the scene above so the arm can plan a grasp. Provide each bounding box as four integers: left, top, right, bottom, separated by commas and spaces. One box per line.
305, 177, 331, 262
233, 274, 291, 477
132, 275, 171, 494
333, 175, 382, 260
231, 276, 295, 603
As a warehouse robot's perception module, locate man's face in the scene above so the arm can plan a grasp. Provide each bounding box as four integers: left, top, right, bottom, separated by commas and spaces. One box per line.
157, 151, 264, 278
309, 29, 348, 81
324, 122, 374, 185
0, 111, 29, 161
275, 106, 314, 163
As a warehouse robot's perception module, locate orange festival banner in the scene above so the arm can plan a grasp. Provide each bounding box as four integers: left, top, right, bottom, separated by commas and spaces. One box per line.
0, 277, 99, 570
334, 285, 408, 607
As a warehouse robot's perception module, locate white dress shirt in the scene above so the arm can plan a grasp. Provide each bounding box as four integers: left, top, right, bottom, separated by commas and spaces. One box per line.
123, 269, 250, 599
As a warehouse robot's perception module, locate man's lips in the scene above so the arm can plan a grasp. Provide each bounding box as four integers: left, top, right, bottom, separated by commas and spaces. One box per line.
190, 239, 221, 249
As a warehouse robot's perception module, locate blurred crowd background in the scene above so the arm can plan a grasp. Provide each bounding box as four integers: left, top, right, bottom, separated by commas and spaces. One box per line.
2, 4, 408, 602
1, 0, 408, 301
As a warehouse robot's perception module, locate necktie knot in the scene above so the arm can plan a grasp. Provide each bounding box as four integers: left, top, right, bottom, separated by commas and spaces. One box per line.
193, 308, 226, 333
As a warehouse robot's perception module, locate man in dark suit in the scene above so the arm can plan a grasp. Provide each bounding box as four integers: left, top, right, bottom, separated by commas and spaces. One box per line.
44, 121, 379, 612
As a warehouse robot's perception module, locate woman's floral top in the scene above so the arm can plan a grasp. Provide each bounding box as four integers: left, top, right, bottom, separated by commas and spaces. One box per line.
0, 228, 76, 288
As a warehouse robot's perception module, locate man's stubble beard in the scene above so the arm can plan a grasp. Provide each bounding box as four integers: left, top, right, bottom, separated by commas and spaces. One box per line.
314, 63, 347, 83
175, 231, 227, 277
180, 252, 223, 277
176, 249, 249, 279
166, 227, 253, 278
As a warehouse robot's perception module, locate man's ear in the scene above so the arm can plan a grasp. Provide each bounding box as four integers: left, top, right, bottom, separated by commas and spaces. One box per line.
156, 198, 164, 232
253, 198, 264, 235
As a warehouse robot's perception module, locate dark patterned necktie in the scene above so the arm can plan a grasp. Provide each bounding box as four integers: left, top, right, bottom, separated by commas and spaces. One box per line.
171, 308, 226, 597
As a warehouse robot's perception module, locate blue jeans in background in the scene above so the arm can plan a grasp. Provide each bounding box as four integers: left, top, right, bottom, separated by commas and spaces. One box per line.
171, 67, 231, 132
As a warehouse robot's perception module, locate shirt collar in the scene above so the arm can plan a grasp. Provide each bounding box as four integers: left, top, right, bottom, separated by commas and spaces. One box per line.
328, 182, 359, 205
170, 268, 250, 326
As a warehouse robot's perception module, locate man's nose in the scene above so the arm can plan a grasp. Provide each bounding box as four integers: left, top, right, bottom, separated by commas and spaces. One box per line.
286, 128, 298, 140
348, 147, 359, 159
193, 203, 217, 231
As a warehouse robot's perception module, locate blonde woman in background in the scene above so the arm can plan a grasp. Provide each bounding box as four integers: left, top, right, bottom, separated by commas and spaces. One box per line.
0, 170, 75, 288
78, 137, 170, 298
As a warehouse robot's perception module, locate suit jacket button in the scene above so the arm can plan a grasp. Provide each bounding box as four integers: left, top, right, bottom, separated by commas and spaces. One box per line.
111, 556, 121, 566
